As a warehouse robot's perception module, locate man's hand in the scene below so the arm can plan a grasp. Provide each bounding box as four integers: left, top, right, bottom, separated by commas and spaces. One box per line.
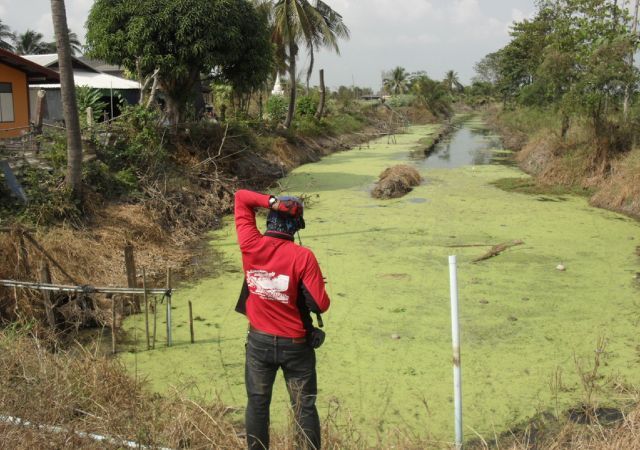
272, 198, 303, 218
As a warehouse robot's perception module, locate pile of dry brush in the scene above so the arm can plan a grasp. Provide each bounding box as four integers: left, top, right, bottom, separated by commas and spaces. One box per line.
371, 165, 423, 199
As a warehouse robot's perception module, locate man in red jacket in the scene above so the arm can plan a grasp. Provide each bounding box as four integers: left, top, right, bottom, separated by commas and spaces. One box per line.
234, 189, 330, 450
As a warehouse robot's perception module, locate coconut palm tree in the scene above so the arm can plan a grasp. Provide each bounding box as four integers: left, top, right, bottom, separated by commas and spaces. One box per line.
0, 20, 15, 51
13, 29, 50, 54
443, 70, 463, 93
304, 0, 349, 92
413, 74, 452, 118
44, 30, 83, 55
264, 0, 349, 128
51, 0, 83, 196
383, 66, 409, 95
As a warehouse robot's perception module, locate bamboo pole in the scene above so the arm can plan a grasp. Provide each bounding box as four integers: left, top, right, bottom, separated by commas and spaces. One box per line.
111, 298, 117, 355
188, 301, 194, 344
152, 297, 157, 349
0, 280, 168, 295
166, 268, 172, 347
143, 268, 150, 350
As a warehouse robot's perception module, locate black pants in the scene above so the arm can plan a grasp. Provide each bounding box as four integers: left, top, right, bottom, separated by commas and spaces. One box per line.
245, 331, 321, 450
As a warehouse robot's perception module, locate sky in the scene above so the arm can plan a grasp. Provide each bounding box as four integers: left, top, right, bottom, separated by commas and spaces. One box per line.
1, 0, 536, 90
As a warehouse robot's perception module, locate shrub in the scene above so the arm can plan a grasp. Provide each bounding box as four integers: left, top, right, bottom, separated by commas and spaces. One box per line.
296, 94, 318, 116
266, 95, 287, 123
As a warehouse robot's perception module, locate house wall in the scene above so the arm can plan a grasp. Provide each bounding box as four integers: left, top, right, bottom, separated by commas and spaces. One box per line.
0, 62, 30, 138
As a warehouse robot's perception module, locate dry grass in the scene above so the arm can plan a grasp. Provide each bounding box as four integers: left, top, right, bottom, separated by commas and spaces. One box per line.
0, 329, 245, 449
590, 148, 640, 219
371, 165, 423, 199
505, 117, 640, 218
0, 329, 448, 449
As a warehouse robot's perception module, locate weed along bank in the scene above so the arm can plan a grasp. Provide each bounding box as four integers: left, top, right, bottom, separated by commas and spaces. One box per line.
122, 119, 640, 445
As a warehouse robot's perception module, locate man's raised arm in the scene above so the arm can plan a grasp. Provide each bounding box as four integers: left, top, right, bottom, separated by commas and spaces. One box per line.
234, 190, 270, 252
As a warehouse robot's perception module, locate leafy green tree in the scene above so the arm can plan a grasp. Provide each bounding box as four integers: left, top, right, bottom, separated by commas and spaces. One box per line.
13, 29, 50, 54
86, 0, 272, 125
383, 67, 410, 95
0, 19, 14, 51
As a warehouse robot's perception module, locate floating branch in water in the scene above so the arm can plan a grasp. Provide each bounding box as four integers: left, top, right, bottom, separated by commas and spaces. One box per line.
473, 240, 524, 263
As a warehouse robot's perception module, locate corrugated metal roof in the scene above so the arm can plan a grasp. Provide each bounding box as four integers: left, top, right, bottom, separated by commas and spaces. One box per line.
30, 70, 140, 90
22, 54, 100, 73
0, 49, 60, 83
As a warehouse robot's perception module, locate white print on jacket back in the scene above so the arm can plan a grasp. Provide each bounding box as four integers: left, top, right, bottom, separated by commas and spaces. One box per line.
246, 270, 290, 303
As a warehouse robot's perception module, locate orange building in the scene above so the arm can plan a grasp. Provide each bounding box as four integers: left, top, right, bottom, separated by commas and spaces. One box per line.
0, 49, 59, 138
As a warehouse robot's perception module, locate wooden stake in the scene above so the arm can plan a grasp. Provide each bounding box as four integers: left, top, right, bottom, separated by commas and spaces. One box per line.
34, 89, 46, 139
39, 262, 56, 329
124, 243, 138, 311
166, 268, 172, 347
17, 232, 30, 276
111, 298, 117, 354
143, 268, 150, 350
189, 300, 194, 344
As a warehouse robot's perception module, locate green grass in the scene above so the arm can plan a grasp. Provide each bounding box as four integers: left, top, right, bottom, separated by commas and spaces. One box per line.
121, 123, 640, 446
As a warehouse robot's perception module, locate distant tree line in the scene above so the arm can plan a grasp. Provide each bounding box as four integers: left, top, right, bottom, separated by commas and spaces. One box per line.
85, 0, 349, 126
379, 66, 464, 118
473, 0, 640, 149
0, 19, 82, 55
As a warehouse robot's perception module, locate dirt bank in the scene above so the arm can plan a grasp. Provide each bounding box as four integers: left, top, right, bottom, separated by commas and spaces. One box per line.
0, 104, 426, 329
483, 105, 640, 220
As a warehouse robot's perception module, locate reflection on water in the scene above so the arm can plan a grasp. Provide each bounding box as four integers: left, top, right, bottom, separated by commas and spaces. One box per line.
413, 120, 510, 169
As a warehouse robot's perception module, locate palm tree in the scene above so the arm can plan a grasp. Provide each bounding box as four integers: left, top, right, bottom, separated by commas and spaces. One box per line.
13, 29, 50, 54
304, 0, 349, 92
383, 66, 409, 95
51, 0, 83, 196
444, 70, 463, 93
44, 30, 83, 55
0, 19, 14, 51
412, 75, 452, 118
267, 0, 349, 128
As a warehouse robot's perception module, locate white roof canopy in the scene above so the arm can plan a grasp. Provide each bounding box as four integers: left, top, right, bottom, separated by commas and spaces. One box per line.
31, 70, 140, 90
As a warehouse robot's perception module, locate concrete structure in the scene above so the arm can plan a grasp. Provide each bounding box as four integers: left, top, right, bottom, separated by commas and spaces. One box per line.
0, 49, 59, 138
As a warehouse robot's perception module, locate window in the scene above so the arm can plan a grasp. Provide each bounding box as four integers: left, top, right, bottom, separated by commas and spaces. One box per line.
0, 83, 15, 123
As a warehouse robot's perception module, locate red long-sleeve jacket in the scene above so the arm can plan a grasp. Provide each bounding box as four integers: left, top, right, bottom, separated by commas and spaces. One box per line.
233, 190, 330, 338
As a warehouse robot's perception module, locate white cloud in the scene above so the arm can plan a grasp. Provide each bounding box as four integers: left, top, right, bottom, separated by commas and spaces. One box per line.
396, 33, 439, 46
370, 0, 433, 22
450, 0, 481, 25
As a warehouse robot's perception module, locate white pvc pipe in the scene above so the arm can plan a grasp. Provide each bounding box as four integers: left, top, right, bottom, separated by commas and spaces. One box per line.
0, 415, 172, 450
449, 255, 463, 449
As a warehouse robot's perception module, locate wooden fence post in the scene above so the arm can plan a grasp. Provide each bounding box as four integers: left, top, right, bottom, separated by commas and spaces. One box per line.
143, 268, 150, 350
189, 301, 194, 344
124, 243, 139, 312
34, 89, 46, 138
39, 262, 56, 329
166, 268, 172, 347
